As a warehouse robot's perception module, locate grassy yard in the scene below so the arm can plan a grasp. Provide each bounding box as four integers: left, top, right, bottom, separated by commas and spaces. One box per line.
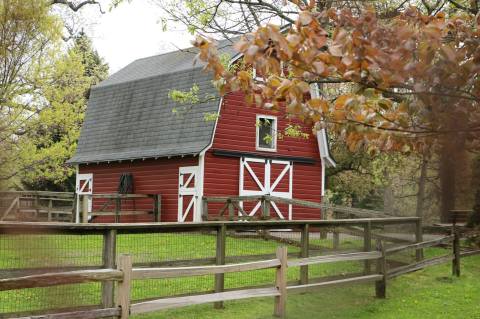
0, 233, 363, 314
1, 233, 477, 318
134, 254, 480, 319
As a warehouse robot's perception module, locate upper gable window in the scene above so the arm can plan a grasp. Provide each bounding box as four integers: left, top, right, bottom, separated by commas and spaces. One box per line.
256, 115, 277, 152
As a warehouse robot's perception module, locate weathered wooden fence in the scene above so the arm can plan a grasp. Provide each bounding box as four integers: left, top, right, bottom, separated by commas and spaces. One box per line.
0, 218, 422, 317
78, 193, 161, 223
0, 192, 161, 223
202, 195, 393, 221
1, 229, 476, 319
1, 191, 395, 223
0, 192, 74, 222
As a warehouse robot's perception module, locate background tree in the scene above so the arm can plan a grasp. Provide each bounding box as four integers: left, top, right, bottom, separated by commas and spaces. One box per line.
0, 0, 62, 187
0, 0, 108, 190
19, 33, 108, 191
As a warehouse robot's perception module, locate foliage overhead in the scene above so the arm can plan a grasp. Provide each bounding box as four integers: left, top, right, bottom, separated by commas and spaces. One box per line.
192, 5, 480, 156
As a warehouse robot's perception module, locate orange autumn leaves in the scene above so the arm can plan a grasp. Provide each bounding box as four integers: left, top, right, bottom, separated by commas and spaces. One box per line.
192, 6, 480, 154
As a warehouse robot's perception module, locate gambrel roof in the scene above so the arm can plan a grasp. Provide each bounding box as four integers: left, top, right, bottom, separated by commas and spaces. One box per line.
69, 43, 236, 164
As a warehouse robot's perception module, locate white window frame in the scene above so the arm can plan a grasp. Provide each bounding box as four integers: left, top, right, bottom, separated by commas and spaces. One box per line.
256, 114, 277, 152
310, 83, 320, 98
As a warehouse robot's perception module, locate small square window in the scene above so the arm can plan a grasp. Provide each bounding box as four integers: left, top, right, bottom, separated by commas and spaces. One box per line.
256, 115, 277, 152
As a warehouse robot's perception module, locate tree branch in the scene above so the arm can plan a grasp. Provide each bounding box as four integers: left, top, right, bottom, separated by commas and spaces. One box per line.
50, 0, 105, 14
445, 0, 478, 14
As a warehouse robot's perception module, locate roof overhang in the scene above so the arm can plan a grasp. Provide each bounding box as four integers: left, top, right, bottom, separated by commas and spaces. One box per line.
316, 128, 336, 168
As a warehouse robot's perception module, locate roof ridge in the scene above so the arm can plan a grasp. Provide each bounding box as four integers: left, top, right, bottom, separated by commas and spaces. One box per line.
93, 65, 208, 90
131, 45, 199, 63
120, 35, 236, 66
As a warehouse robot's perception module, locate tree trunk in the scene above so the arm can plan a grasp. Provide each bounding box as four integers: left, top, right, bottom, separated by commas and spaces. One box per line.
416, 155, 428, 219
383, 169, 394, 215
439, 142, 456, 223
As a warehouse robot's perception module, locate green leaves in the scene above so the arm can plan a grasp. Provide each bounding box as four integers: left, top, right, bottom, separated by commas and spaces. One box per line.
169, 84, 200, 104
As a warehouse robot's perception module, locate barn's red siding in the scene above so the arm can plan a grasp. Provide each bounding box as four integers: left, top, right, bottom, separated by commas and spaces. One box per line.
79, 156, 198, 222
203, 91, 324, 219
212, 92, 319, 157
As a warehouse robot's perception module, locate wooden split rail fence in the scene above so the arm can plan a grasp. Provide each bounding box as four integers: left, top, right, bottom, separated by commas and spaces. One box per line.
78, 193, 161, 223
0, 246, 384, 319
0, 191, 74, 222
0, 192, 161, 223
202, 195, 393, 221
1, 230, 475, 319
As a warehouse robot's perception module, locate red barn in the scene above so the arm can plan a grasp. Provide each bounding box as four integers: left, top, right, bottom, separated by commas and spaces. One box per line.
68, 43, 335, 223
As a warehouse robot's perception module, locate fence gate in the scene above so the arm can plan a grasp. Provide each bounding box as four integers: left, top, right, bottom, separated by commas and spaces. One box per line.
239, 157, 293, 219
178, 166, 200, 222
75, 173, 93, 223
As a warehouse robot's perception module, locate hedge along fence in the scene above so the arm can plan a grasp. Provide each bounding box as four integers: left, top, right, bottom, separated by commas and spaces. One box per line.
0, 218, 424, 317
1, 231, 475, 319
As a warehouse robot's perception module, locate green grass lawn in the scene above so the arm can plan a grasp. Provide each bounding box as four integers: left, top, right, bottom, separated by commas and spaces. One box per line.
0, 233, 361, 314
1, 233, 477, 318
133, 254, 480, 319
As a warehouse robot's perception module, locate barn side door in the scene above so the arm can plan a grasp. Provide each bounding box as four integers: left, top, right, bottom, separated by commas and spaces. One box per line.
178, 166, 201, 222
239, 157, 293, 220
75, 173, 93, 223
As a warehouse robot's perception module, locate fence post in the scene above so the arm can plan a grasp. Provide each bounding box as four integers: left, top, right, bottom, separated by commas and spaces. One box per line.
47, 199, 53, 222
214, 224, 226, 309
115, 197, 121, 223
116, 254, 132, 319
228, 199, 234, 220
34, 194, 39, 219
274, 246, 287, 318
320, 208, 327, 239
300, 224, 309, 285
102, 229, 117, 308
153, 195, 161, 222
415, 219, 424, 261
333, 212, 340, 250
375, 240, 387, 299
202, 198, 208, 221
82, 195, 89, 224
15, 195, 20, 220
364, 221, 372, 274
261, 196, 270, 219
452, 230, 461, 277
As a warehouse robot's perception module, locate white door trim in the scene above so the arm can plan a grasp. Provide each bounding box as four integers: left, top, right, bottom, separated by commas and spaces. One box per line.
178, 166, 200, 222
75, 173, 93, 223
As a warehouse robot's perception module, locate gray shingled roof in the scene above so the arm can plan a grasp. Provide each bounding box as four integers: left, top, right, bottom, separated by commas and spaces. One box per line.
69, 43, 236, 164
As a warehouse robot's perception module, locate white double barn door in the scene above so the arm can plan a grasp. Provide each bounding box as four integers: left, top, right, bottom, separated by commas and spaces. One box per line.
239, 157, 293, 220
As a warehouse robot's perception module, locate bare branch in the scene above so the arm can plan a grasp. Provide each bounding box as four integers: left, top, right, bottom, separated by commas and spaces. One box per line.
50, 0, 105, 14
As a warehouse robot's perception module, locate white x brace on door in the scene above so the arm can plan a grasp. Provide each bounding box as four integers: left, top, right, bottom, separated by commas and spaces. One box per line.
75, 173, 93, 223
239, 157, 293, 219
178, 166, 200, 222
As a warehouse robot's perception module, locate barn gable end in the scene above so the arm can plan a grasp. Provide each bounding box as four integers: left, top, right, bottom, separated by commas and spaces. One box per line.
202, 91, 326, 220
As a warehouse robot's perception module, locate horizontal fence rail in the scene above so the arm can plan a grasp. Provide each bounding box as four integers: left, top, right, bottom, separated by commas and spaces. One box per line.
131, 259, 281, 280
0, 269, 123, 291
